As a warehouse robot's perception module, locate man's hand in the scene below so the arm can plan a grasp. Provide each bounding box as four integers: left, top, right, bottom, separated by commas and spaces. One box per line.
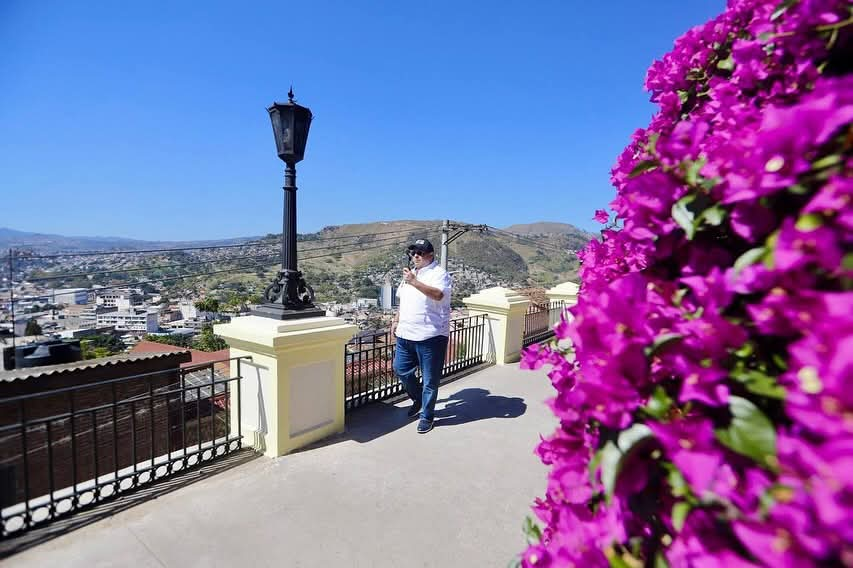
403, 268, 444, 301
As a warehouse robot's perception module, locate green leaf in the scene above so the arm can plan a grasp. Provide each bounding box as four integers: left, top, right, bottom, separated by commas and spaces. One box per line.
607, 550, 633, 568
699, 177, 720, 191
715, 396, 777, 469
716, 55, 734, 71
685, 157, 707, 186
600, 424, 654, 501
629, 159, 659, 179
796, 213, 823, 231
589, 447, 603, 486
522, 516, 543, 545
697, 204, 726, 227
677, 90, 690, 104
666, 465, 690, 498
787, 183, 809, 195
672, 196, 697, 239
734, 342, 755, 358
646, 132, 660, 155
644, 386, 673, 420
843, 253, 853, 272
672, 502, 691, 532
654, 552, 671, 568
646, 333, 683, 357
731, 368, 786, 400
771, 0, 798, 21
812, 153, 841, 170
733, 246, 765, 273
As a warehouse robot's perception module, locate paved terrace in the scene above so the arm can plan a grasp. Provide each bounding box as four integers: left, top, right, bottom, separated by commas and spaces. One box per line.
5, 363, 557, 568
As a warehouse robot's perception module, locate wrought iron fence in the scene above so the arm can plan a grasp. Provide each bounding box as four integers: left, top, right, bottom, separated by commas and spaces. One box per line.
522, 300, 566, 347
345, 314, 488, 410
0, 356, 249, 537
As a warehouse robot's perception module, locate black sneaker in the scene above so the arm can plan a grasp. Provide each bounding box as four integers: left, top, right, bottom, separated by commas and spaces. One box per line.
407, 403, 422, 418
417, 418, 434, 434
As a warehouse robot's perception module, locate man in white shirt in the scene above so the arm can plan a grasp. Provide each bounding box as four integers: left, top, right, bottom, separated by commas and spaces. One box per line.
391, 238, 452, 434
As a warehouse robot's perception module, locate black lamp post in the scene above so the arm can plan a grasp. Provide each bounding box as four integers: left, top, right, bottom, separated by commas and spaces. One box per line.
252, 88, 325, 320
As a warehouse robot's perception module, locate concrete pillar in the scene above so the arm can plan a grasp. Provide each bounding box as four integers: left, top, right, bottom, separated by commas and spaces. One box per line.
545, 281, 579, 306
214, 315, 357, 458
462, 287, 530, 365
545, 281, 579, 324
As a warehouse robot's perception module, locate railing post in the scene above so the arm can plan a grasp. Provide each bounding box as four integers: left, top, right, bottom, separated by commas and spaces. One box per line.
214, 315, 357, 458
462, 287, 530, 365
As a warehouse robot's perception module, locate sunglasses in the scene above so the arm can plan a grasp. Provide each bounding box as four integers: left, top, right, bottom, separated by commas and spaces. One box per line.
409, 250, 429, 257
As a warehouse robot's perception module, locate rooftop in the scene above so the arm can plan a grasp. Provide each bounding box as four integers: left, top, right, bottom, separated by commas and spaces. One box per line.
3, 363, 555, 567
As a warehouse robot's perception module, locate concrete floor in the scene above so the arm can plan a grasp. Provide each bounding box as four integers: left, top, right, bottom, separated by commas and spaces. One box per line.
4, 363, 558, 568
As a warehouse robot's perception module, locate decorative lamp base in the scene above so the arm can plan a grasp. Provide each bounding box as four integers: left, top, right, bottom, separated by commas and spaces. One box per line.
251, 303, 326, 320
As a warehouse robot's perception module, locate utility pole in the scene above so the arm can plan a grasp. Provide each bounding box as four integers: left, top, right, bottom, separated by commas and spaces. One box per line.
441, 222, 488, 272
440, 220, 450, 270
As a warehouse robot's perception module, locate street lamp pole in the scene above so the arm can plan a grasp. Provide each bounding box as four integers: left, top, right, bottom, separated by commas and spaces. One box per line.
252, 89, 325, 320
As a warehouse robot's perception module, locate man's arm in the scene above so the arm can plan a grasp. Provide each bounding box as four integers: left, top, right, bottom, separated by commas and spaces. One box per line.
403, 268, 444, 301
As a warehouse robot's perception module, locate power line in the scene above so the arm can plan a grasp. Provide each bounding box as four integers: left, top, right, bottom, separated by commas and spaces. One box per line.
485, 226, 570, 252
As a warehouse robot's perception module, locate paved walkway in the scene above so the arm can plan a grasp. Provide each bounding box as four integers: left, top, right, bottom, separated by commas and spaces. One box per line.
4, 364, 557, 568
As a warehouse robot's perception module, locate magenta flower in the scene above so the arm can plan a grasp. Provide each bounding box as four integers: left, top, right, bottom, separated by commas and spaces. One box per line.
593, 209, 609, 224
520, 1, 852, 564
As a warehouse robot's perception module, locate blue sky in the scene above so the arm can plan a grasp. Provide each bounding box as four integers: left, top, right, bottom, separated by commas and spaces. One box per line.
1, 1, 724, 241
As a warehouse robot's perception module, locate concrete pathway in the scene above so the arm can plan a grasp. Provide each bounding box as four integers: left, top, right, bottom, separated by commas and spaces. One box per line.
4, 364, 557, 568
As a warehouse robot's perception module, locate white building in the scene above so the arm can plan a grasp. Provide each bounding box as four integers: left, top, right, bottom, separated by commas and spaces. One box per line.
96, 308, 159, 332
380, 281, 398, 310
178, 300, 198, 320
53, 288, 89, 305
356, 298, 378, 309
96, 290, 142, 308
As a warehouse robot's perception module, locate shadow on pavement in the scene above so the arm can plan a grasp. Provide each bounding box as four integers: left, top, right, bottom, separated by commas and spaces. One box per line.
434, 387, 526, 427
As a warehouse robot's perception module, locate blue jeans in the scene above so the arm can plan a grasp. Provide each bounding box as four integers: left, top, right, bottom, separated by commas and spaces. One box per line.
393, 335, 448, 421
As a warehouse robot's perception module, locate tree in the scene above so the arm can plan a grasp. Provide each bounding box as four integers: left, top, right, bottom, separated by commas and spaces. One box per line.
192, 325, 228, 352
143, 333, 193, 348
24, 319, 42, 336
80, 333, 126, 360
194, 298, 220, 314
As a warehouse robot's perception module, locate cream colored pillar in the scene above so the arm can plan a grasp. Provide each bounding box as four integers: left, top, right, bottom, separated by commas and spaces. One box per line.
462, 287, 530, 365
214, 315, 357, 458
545, 281, 579, 305
545, 281, 579, 325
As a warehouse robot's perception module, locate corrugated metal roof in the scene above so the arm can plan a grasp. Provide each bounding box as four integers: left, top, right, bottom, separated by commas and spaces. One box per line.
0, 351, 189, 383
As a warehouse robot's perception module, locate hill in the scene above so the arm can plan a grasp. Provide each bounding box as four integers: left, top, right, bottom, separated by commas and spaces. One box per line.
8, 220, 594, 304
0, 227, 255, 254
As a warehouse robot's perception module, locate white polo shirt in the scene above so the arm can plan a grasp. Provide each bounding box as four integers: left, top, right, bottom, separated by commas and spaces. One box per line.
395, 260, 452, 341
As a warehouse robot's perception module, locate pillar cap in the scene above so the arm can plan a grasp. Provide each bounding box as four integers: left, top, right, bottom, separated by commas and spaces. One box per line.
462, 286, 530, 313
546, 281, 580, 296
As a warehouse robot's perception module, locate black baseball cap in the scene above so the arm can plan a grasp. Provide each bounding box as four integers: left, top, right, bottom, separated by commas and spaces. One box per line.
407, 238, 434, 254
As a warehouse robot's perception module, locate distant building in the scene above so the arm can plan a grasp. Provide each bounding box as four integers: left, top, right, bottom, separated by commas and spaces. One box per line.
96, 308, 159, 332
52, 288, 89, 306
356, 298, 378, 309
380, 280, 398, 310
95, 290, 142, 308
178, 300, 198, 320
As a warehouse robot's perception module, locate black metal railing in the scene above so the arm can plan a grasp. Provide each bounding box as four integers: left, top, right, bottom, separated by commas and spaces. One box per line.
522, 300, 565, 347
0, 356, 249, 537
344, 314, 488, 410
